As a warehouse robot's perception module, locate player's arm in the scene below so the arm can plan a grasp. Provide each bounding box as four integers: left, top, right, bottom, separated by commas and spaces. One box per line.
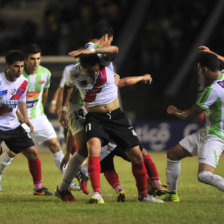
58, 85, 73, 128
68, 46, 119, 58
117, 74, 152, 88
167, 104, 204, 120
199, 46, 224, 65
49, 87, 61, 114
18, 102, 34, 132
42, 88, 49, 109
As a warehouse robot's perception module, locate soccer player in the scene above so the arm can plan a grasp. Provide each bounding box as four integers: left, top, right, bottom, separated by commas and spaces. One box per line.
0, 44, 78, 191
57, 53, 164, 204
162, 52, 224, 202
0, 50, 51, 195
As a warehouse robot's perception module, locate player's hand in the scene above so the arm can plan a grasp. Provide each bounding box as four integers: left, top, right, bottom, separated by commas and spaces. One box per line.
114, 73, 120, 86
141, 74, 152, 84
167, 105, 178, 115
198, 46, 211, 53
26, 120, 34, 132
60, 153, 70, 171
59, 111, 69, 128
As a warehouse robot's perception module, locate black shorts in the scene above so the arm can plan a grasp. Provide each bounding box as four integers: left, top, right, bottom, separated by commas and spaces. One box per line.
0, 125, 34, 154
85, 108, 140, 150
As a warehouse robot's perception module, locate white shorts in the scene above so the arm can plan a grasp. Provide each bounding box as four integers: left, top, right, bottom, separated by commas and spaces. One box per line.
179, 128, 206, 156
66, 103, 87, 136
179, 128, 224, 168
22, 114, 57, 145
198, 134, 224, 168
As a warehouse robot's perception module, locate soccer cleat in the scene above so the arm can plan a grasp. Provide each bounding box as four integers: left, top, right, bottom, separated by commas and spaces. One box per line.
117, 190, 126, 202
69, 182, 80, 191
138, 194, 164, 203
89, 192, 104, 204
162, 192, 180, 202
34, 187, 53, 196
76, 171, 89, 195
55, 186, 76, 202
149, 185, 168, 196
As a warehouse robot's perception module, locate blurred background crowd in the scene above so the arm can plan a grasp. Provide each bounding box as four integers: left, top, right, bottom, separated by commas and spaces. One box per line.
0, 0, 224, 121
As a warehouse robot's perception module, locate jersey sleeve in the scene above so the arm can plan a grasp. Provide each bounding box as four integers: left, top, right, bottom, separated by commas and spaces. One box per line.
59, 67, 68, 88
18, 79, 28, 103
196, 86, 218, 110
65, 69, 75, 87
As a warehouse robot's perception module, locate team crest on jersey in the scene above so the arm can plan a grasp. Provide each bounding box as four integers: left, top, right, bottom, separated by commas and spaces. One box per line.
217, 80, 224, 88
78, 80, 88, 87
10, 89, 16, 95
0, 89, 8, 95
17, 88, 25, 95
38, 80, 45, 85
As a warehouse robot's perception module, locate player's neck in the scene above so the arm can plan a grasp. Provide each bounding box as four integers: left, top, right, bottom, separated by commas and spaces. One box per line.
25, 66, 37, 75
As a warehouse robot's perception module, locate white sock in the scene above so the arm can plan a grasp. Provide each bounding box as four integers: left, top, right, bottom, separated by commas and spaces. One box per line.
166, 159, 181, 193
198, 171, 224, 191
0, 152, 14, 175
53, 150, 65, 173
80, 163, 88, 177
59, 152, 86, 191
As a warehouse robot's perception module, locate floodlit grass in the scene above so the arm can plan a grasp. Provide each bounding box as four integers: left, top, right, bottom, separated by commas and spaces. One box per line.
0, 151, 224, 224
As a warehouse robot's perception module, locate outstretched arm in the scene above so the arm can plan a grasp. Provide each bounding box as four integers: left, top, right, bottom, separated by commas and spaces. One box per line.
68, 46, 119, 58
117, 74, 152, 88
167, 104, 204, 120
199, 46, 224, 65
58, 85, 73, 129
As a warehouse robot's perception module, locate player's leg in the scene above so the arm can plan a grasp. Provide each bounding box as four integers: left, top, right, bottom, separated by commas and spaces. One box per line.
101, 152, 126, 202
198, 135, 224, 191
163, 129, 204, 202
87, 137, 104, 204
0, 149, 15, 191
56, 131, 87, 201
22, 145, 52, 195
125, 145, 163, 203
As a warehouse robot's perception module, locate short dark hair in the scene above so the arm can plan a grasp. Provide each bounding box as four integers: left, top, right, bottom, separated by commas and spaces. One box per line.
92, 20, 113, 39
79, 54, 100, 68
5, 50, 25, 65
197, 52, 220, 72
25, 43, 42, 56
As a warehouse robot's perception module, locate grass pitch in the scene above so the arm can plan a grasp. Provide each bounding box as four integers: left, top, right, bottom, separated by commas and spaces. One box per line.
0, 151, 224, 224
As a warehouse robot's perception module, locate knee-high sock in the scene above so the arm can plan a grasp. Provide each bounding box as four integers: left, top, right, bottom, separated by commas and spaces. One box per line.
88, 156, 101, 194
166, 159, 181, 193
53, 150, 65, 173
59, 152, 85, 191
144, 154, 161, 189
28, 158, 43, 190
132, 161, 148, 198
0, 152, 14, 175
198, 171, 224, 191
104, 169, 124, 193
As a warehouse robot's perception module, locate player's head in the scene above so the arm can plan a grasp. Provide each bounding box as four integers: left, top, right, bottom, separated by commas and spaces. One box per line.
92, 20, 114, 47
197, 52, 220, 84
80, 54, 101, 78
5, 50, 25, 80
24, 44, 42, 73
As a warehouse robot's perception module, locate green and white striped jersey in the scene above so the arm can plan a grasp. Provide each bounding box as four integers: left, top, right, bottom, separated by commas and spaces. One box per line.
23, 65, 51, 119
196, 71, 224, 140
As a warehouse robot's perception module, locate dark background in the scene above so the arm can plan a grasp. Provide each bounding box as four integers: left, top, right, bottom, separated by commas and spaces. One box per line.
1, 0, 224, 121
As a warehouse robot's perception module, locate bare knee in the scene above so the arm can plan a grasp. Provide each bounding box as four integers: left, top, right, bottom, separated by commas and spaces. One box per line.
167, 144, 191, 161
22, 146, 38, 160
87, 138, 101, 156
44, 138, 61, 153
125, 145, 143, 163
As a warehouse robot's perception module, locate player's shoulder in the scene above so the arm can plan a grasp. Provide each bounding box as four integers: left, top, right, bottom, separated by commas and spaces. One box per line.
37, 65, 51, 74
